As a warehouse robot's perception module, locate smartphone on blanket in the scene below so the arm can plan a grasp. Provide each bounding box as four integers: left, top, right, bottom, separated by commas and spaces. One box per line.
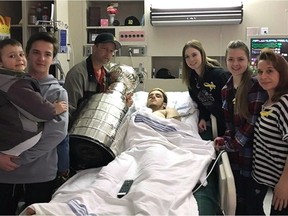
117, 180, 134, 198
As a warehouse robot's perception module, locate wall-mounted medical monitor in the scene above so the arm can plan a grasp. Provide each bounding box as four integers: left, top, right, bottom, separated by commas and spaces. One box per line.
248, 35, 288, 68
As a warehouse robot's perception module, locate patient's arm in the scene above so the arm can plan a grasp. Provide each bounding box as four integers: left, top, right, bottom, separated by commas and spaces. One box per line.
166, 108, 180, 120
125, 93, 134, 107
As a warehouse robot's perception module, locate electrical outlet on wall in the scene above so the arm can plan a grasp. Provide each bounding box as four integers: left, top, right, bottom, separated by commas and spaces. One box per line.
116, 45, 146, 56
261, 27, 269, 35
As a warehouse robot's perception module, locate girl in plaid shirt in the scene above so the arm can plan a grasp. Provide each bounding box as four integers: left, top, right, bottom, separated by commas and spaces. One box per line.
214, 40, 267, 215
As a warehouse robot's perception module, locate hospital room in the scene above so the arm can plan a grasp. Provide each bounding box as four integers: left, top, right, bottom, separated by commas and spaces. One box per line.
0, 0, 288, 215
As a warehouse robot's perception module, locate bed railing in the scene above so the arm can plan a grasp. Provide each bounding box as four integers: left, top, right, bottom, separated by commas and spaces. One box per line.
218, 151, 237, 215
210, 114, 236, 215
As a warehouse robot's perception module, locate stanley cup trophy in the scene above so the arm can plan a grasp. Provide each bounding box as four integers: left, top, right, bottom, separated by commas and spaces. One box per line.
69, 64, 139, 170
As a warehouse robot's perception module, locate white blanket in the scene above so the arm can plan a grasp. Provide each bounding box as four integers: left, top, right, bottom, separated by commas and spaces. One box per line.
22, 111, 215, 216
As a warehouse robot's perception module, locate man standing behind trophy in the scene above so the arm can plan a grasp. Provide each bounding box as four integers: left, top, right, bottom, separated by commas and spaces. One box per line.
64, 32, 121, 127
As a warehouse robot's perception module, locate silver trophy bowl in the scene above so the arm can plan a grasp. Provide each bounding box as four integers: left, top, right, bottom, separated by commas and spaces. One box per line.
69, 64, 139, 170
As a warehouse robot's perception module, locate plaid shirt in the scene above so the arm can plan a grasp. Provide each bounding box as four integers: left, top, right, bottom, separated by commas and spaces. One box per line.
221, 76, 267, 177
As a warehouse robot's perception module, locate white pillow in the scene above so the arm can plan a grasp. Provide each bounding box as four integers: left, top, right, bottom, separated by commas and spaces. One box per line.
132, 91, 149, 110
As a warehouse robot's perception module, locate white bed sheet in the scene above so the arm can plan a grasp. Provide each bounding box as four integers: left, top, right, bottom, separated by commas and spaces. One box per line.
22, 107, 214, 216
22, 91, 209, 215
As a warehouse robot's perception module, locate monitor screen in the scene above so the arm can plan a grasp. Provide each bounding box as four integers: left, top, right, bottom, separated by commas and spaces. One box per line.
249, 35, 288, 69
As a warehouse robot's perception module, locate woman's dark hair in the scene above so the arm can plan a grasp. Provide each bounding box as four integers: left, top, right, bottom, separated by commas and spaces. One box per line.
257, 48, 288, 102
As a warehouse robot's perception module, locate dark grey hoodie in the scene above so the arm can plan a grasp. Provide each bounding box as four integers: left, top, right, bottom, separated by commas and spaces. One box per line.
0, 74, 68, 183
0, 68, 56, 153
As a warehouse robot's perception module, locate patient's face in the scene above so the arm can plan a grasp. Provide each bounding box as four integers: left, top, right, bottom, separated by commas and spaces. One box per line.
147, 90, 166, 111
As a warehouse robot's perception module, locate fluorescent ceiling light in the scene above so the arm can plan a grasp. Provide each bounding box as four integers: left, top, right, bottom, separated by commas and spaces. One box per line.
151, 0, 242, 9
150, 3, 243, 26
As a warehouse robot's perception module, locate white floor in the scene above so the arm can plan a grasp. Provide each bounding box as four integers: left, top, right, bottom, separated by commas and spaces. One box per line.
264, 188, 273, 215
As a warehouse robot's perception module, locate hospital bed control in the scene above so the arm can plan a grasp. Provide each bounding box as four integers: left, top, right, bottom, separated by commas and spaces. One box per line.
117, 179, 134, 198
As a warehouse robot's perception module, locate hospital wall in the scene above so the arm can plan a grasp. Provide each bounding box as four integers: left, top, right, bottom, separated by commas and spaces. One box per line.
67, 0, 288, 91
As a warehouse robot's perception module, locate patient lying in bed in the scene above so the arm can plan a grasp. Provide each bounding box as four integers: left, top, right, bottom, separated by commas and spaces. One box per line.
22, 111, 215, 215
22, 89, 214, 215
22, 89, 215, 216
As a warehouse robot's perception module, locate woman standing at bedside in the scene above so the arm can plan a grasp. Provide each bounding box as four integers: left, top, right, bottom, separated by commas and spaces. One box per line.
250, 49, 288, 215
181, 40, 229, 215
214, 40, 267, 215
181, 39, 230, 139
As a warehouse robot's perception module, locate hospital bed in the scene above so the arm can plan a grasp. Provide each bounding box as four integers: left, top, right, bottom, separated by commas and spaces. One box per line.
21, 91, 236, 215
211, 114, 237, 215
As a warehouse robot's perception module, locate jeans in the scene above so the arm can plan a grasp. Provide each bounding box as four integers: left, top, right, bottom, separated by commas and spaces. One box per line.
231, 171, 258, 215
57, 135, 70, 173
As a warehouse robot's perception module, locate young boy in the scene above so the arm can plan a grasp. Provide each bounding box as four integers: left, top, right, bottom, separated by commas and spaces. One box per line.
0, 34, 69, 215
0, 38, 67, 156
